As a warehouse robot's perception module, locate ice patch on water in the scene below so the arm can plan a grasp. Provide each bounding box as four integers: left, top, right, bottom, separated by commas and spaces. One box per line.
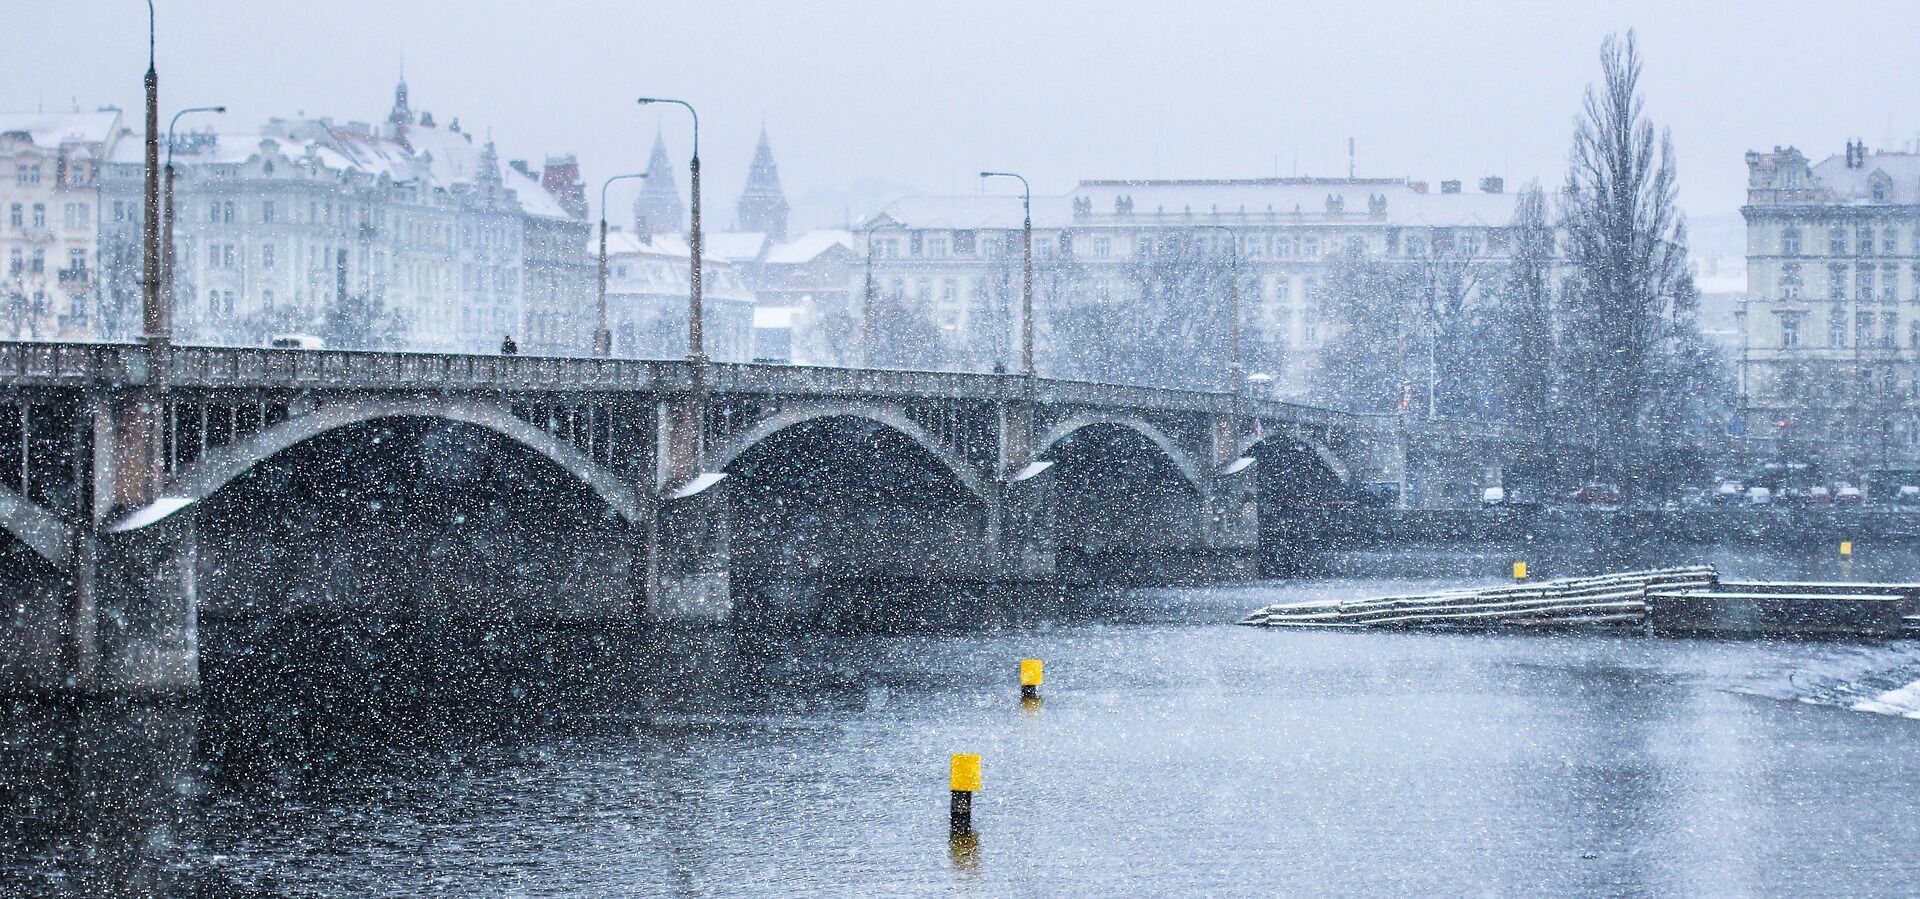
1730, 641, 1920, 720
1851, 678, 1920, 718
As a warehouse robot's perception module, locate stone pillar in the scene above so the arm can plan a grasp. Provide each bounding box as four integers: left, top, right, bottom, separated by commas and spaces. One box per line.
648, 477, 731, 621
646, 394, 731, 622
988, 463, 1057, 580
92, 512, 198, 692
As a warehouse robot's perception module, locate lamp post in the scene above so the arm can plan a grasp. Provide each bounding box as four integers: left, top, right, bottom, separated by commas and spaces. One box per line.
1195, 224, 1245, 404
860, 218, 892, 368
594, 172, 647, 357
140, 0, 161, 348
979, 172, 1033, 377
635, 98, 702, 361
162, 105, 225, 340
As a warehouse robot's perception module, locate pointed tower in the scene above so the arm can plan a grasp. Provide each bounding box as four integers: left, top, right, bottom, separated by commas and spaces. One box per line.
387, 71, 415, 126
631, 130, 685, 236
736, 126, 789, 240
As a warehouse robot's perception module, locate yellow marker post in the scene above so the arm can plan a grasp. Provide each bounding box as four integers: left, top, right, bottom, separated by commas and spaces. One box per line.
949, 753, 981, 835
1841, 541, 1853, 559
1020, 658, 1043, 700
1513, 561, 1529, 582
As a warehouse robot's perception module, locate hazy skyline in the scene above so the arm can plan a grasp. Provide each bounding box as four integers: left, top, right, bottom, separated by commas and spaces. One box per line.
10, 1, 1918, 246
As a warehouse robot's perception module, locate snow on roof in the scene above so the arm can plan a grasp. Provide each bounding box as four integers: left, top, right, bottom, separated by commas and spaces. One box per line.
1069, 178, 1520, 228
754, 306, 801, 329
1810, 151, 1920, 205
705, 231, 768, 262
872, 195, 1077, 230
764, 229, 854, 264
0, 110, 121, 149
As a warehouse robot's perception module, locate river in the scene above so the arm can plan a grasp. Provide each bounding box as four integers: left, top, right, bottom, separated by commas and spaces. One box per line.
5, 544, 1920, 897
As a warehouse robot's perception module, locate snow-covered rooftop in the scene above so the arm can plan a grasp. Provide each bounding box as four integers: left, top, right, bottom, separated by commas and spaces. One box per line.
1809, 151, 1920, 205
763, 229, 854, 265
870, 178, 1523, 230
0, 110, 121, 149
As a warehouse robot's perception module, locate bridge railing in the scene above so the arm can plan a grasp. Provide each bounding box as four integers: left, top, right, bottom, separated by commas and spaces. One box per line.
0, 340, 1363, 427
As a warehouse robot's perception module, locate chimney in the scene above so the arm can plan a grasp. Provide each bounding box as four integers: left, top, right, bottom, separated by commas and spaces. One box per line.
509, 159, 533, 178
1478, 176, 1504, 194
542, 154, 587, 219
1409, 180, 1428, 194
1440, 179, 1462, 194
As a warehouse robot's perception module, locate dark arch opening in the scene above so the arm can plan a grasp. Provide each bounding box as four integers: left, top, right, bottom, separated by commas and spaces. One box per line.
1252, 439, 1347, 576
724, 415, 987, 614
1044, 423, 1204, 583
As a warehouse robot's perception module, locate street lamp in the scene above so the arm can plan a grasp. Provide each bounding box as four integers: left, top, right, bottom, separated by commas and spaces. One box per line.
594, 172, 647, 357
1194, 224, 1246, 404
635, 97, 702, 362
860, 218, 893, 368
162, 104, 225, 340
979, 171, 1033, 377
140, 0, 161, 346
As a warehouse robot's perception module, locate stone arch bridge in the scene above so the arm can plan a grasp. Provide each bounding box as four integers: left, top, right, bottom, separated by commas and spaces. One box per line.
0, 342, 1511, 692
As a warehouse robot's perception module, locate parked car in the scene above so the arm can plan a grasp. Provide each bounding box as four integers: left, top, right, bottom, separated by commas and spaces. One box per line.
1746, 486, 1773, 505
1804, 485, 1832, 506
1712, 482, 1744, 506
269, 333, 326, 350
1898, 485, 1920, 507
1834, 485, 1864, 506
1572, 484, 1621, 507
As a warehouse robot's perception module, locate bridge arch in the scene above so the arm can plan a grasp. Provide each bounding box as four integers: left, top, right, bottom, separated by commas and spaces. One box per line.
117, 397, 644, 532
1036, 414, 1205, 490
1241, 432, 1352, 484
0, 484, 71, 566
710, 404, 988, 500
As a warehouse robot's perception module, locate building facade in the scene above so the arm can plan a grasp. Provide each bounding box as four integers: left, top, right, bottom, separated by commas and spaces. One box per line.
94, 81, 592, 354
862, 175, 1532, 397
0, 111, 122, 340
1740, 142, 1920, 477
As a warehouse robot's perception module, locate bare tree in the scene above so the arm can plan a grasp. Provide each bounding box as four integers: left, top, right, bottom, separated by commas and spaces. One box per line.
1496, 183, 1557, 434
1559, 30, 1689, 499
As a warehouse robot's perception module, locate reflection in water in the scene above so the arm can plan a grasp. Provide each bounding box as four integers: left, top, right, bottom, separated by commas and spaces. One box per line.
4, 544, 1920, 896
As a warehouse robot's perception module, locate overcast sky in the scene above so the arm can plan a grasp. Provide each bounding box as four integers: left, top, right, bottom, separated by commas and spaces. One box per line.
9, 1, 1918, 251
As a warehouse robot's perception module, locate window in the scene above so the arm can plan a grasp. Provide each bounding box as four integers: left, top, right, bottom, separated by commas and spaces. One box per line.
209, 201, 220, 223
1460, 232, 1481, 255
1831, 226, 1847, 255
1884, 263, 1899, 303
31, 204, 44, 227
222, 201, 235, 224
1779, 262, 1802, 299
1858, 310, 1873, 346
67, 249, 84, 271
263, 161, 274, 176
1779, 313, 1801, 347
29, 249, 43, 273
1858, 226, 1874, 256
207, 290, 218, 313
1093, 237, 1111, 257
261, 201, 275, 224
262, 244, 275, 269
1782, 228, 1801, 256
1858, 264, 1874, 301
7, 249, 19, 274
928, 237, 947, 258
916, 278, 931, 300
263, 289, 274, 309
1886, 228, 1900, 254
910, 232, 923, 256
1883, 312, 1898, 347
1830, 307, 1848, 347
8, 204, 18, 227
941, 279, 958, 303
1830, 264, 1849, 299
224, 245, 235, 267
15, 165, 40, 186
1910, 320, 1920, 348
1302, 236, 1320, 257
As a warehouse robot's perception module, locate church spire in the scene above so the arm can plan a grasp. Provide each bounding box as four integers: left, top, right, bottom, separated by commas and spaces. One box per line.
736, 125, 789, 240
631, 128, 685, 236
387, 67, 414, 126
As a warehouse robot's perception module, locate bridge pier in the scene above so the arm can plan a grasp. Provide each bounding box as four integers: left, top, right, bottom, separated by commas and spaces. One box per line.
988, 463, 1058, 581
648, 477, 733, 621
91, 513, 198, 692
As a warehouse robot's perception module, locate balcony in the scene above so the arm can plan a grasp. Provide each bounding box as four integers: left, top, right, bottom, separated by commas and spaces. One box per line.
56, 267, 90, 288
